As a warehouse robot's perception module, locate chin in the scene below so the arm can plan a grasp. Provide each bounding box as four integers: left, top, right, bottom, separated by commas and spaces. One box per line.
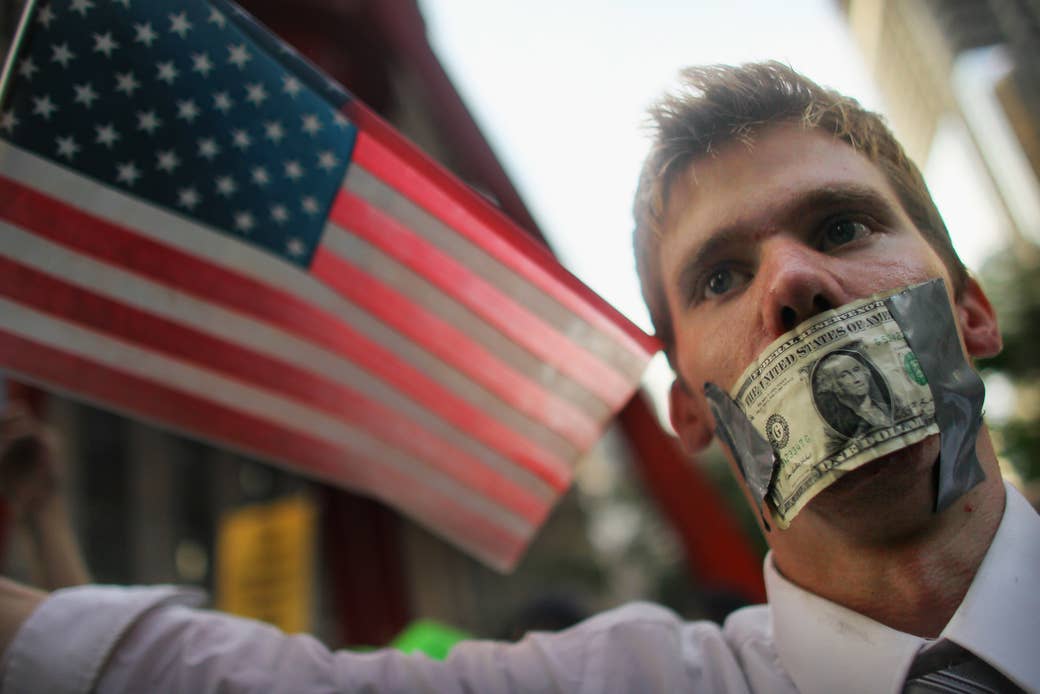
804, 436, 941, 536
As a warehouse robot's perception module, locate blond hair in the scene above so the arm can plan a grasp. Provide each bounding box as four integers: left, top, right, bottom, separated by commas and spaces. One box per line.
633, 62, 966, 360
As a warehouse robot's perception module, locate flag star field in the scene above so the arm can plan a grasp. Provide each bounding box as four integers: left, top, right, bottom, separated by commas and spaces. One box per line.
2, 0, 354, 265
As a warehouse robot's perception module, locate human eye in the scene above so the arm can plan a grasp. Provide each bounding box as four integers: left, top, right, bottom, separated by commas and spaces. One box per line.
818, 217, 872, 252
701, 266, 751, 301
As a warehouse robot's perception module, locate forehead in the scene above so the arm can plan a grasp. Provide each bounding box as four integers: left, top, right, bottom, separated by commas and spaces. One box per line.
659, 124, 903, 259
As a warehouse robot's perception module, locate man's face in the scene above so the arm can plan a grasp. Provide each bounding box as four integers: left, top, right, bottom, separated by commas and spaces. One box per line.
659, 123, 957, 452
824, 355, 869, 399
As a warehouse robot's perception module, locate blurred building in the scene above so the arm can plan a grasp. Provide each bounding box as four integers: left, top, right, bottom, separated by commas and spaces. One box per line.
840, 0, 1040, 253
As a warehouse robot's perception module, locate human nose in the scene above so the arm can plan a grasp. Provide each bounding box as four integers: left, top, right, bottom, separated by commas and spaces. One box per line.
758, 239, 848, 337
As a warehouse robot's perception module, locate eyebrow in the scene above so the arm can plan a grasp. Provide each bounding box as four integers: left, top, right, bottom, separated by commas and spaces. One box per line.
675, 184, 898, 299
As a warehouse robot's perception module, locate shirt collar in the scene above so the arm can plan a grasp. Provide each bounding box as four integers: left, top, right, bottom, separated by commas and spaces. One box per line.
766, 481, 1040, 694
766, 555, 924, 694
940, 482, 1040, 690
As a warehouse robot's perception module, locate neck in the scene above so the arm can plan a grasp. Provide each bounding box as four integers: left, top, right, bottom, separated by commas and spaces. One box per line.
770, 430, 1006, 638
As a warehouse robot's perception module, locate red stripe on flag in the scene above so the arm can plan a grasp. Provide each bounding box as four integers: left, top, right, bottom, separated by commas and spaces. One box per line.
0, 256, 550, 523
330, 190, 633, 407
0, 175, 571, 489
311, 246, 598, 449
343, 109, 660, 359
0, 328, 529, 569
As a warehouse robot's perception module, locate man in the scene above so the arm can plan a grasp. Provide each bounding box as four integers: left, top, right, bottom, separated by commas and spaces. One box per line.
0, 62, 1036, 693
811, 349, 893, 438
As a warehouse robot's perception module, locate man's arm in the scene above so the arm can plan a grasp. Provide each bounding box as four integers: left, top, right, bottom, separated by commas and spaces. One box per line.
0, 586, 734, 693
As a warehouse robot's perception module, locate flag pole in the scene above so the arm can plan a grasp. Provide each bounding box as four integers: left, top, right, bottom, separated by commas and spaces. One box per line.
0, 0, 38, 109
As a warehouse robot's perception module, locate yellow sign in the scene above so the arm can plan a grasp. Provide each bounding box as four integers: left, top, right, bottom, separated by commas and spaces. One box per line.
216, 494, 316, 634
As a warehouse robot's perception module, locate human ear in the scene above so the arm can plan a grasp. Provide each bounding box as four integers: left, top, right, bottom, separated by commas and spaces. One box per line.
956, 276, 1002, 359
668, 378, 714, 452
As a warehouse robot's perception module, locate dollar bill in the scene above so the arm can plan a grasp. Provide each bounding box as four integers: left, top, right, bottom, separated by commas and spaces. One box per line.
730, 289, 938, 527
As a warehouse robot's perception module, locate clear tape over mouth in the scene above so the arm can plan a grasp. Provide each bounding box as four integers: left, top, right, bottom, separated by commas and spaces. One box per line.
704, 278, 985, 528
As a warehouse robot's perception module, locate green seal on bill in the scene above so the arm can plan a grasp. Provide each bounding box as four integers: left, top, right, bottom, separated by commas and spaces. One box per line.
904, 352, 928, 385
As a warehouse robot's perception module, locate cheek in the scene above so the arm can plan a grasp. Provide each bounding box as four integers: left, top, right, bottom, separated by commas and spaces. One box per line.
672, 293, 772, 394
847, 238, 951, 292
677, 325, 756, 393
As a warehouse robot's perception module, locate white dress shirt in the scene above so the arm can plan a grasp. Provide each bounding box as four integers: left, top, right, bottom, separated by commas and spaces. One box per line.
2, 483, 1037, 693
765, 482, 1040, 693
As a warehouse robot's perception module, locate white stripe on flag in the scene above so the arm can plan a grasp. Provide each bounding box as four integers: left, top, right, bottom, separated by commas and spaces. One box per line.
0, 143, 582, 461
0, 222, 559, 502
320, 224, 611, 420
0, 297, 534, 540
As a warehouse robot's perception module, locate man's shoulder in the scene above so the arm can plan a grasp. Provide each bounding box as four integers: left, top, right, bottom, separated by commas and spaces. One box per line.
569, 600, 773, 645
580, 602, 789, 692
568, 602, 780, 671
722, 604, 800, 692
722, 603, 772, 647
570, 601, 744, 640
518, 602, 765, 691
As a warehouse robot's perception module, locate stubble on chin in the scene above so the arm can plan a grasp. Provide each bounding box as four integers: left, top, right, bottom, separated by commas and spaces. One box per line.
802, 435, 942, 545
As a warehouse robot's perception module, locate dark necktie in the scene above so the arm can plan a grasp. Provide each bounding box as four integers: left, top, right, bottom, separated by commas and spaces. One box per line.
902, 642, 1025, 693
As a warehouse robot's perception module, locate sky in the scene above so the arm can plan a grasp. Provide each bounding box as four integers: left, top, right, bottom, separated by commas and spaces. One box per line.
416, 0, 1006, 414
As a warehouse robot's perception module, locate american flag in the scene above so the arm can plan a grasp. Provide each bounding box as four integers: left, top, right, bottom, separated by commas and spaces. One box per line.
0, 0, 657, 570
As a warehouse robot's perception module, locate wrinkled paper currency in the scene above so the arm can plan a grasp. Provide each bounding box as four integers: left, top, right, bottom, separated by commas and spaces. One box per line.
731, 288, 938, 526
